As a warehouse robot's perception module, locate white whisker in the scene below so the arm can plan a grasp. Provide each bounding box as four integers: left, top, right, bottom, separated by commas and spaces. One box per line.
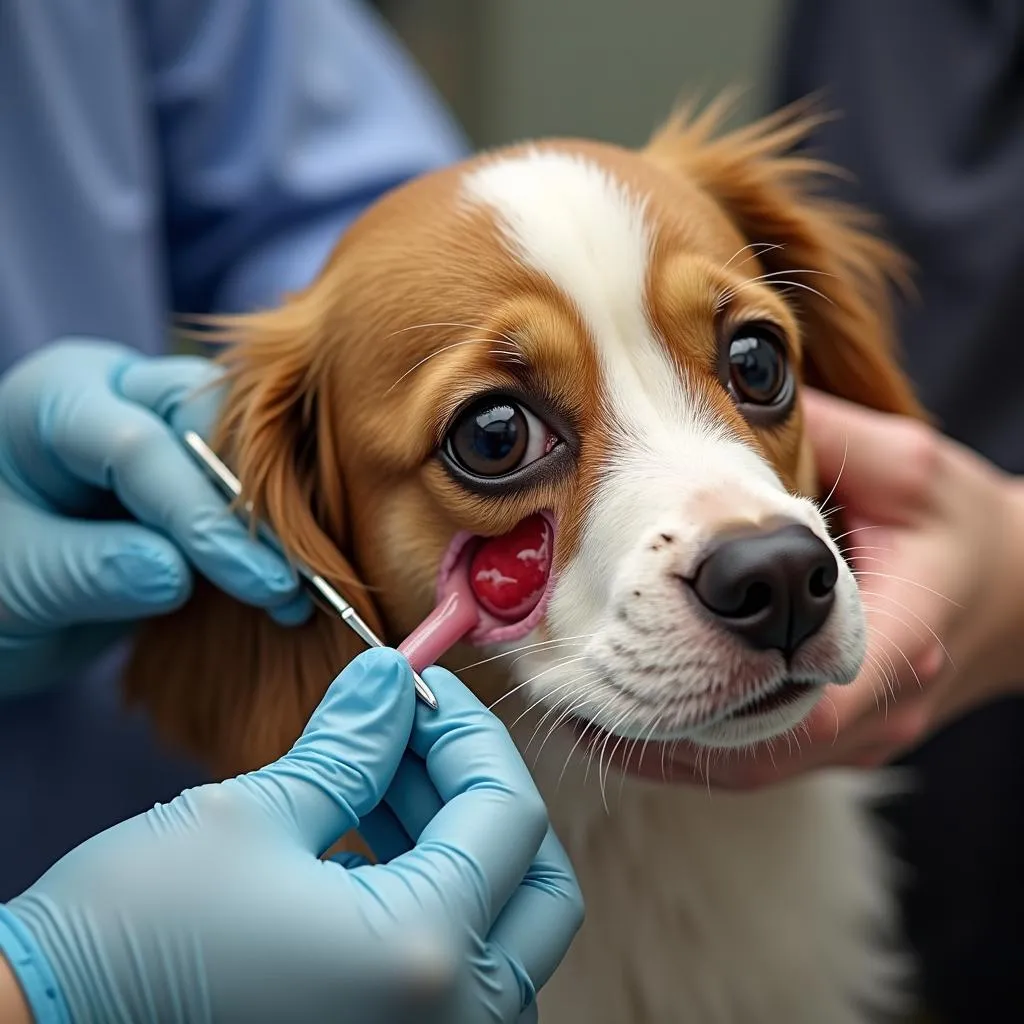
832, 524, 884, 544
523, 670, 597, 751
853, 569, 962, 608
861, 589, 955, 670
864, 620, 923, 697
596, 708, 636, 814
821, 692, 841, 744
489, 652, 587, 714
459, 634, 597, 672
385, 320, 520, 346
385, 336, 520, 395
817, 434, 848, 519
721, 241, 785, 271
508, 656, 591, 731
553, 686, 621, 789
534, 676, 611, 768
718, 278, 835, 310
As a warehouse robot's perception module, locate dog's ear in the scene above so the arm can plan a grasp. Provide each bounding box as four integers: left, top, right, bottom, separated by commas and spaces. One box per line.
643, 96, 926, 421
124, 293, 383, 777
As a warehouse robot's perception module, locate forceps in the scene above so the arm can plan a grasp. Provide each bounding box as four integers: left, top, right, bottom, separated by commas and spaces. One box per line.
182, 430, 438, 710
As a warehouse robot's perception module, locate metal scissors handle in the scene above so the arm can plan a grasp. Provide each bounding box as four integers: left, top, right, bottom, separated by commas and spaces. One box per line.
182, 430, 438, 710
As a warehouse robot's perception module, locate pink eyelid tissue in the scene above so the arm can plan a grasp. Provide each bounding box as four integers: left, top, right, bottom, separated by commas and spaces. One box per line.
398, 513, 554, 675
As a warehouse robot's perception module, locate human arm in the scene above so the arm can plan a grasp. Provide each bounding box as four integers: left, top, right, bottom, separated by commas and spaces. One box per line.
0, 647, 583, 1023
139, 0, 469, 318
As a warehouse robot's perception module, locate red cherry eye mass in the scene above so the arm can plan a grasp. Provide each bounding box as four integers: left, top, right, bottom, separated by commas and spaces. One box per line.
468, 514, 552, 621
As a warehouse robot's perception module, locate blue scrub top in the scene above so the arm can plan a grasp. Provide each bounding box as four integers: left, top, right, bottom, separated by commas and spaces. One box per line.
0, 0, 468, 899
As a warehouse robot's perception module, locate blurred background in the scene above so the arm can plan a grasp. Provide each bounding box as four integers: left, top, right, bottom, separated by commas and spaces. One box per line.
371, 0, 782, 147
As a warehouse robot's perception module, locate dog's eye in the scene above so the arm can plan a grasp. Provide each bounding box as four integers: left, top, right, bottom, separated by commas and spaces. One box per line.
727, 324, 789, 406
446, 397, 554, 478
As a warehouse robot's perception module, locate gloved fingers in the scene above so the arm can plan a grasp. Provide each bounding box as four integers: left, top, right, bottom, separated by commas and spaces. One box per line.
118, 357, 316, 624
1, 339, 143, 512
444, 832, 582, 1024
487, 828, 584, 995
357, 750, 443, 861
373, 666, 550, 937
381, 750, 442, 839
43, 368, 305, 613
116, 355, 225, 438
433, 830, 583, 1024
0, 500, 191, 631
358, 803, 414, 863
240, 648, 417, 855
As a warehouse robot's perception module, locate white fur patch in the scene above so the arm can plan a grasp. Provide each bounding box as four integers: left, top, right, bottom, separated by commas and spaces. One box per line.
465, 149, 688, 432
525, 728, 908, 1024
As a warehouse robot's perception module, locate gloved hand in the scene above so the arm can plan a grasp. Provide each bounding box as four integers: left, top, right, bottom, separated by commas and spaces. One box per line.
0, 648, 583, 1024
0, 337, 312, 696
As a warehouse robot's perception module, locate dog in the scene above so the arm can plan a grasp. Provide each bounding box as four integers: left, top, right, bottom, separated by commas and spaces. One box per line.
126, 99, 926, 1022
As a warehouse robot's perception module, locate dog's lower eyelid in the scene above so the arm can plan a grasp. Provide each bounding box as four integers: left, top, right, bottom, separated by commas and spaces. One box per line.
437, 439, 574, 497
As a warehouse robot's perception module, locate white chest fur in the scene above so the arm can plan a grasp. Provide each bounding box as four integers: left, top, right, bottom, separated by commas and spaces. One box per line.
508, 722, 908, 1024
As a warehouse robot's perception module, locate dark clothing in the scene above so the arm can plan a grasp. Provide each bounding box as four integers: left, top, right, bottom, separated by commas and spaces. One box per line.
775, 3, 1024, 1018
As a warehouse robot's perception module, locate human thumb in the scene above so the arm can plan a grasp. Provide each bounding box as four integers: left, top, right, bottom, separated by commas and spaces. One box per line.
238, 647, 417, 854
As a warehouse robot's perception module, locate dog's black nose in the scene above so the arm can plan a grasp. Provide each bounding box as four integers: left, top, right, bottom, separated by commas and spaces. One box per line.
689, 523, 838, 656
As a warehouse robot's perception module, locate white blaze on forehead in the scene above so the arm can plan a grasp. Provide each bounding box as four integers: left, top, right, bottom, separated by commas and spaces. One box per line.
462, 150, 789, 611
462, 149, 703, 442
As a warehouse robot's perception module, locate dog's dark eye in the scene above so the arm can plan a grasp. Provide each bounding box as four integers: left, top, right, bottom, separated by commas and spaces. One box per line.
727, 324, 789, 406
446, 397, 554, 478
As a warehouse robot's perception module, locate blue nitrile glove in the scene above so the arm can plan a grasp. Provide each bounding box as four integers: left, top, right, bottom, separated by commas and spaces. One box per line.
0, 337, 312, 696
0, 648, 583, 1024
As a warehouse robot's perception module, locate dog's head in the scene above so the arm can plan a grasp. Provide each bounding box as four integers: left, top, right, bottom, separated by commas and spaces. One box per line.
127, 100, 923, 775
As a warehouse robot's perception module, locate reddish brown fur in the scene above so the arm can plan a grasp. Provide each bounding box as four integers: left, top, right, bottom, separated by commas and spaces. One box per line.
125, 101, 924, 854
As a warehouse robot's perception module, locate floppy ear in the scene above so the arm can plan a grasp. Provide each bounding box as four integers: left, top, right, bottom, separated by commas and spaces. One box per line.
124, 294, 383, 779
643, 97, 927, 421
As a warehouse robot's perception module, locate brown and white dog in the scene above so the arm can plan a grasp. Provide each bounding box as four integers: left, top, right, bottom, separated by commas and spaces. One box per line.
127, 100, 925, 1023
